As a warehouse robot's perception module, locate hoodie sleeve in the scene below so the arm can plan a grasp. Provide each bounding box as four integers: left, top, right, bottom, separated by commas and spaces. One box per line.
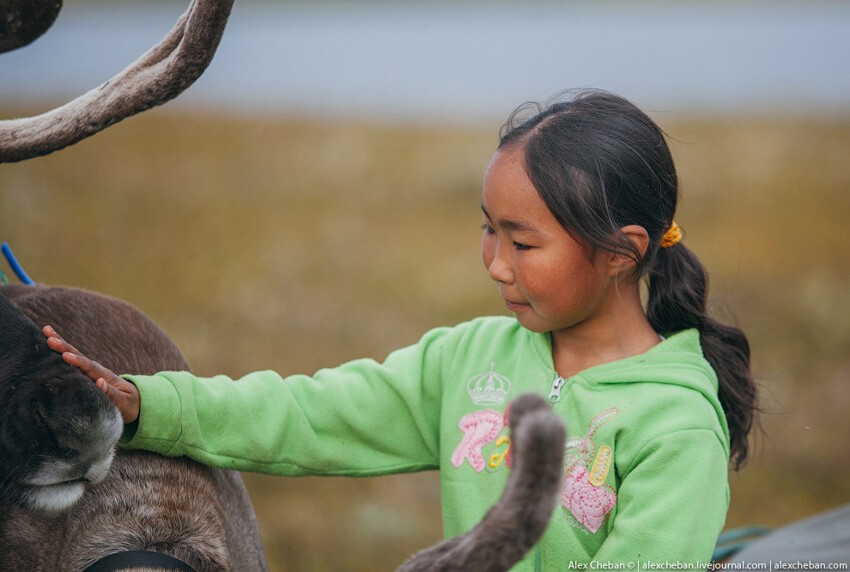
118, 326, 453, 476
592, 428, 729, 564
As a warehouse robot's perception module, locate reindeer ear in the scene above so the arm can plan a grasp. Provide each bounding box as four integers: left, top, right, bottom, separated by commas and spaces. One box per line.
0, 290, 42, 358
0, 0, 63, 54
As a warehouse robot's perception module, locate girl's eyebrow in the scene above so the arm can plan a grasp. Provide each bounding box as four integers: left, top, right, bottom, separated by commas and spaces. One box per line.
480, 204, 540, 233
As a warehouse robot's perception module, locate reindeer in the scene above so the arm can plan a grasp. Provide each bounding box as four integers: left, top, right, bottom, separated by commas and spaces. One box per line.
0, 2, 566, 570
0, 284, 269, 571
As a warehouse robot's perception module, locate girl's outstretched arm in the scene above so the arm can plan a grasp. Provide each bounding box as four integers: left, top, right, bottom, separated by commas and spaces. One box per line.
42, 325, 141, 424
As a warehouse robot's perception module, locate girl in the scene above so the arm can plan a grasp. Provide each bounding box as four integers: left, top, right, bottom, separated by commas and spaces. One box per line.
45, 89, 757, 567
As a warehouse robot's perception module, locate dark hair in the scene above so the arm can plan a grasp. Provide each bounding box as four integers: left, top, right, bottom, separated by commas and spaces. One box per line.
499, 89, 757, 469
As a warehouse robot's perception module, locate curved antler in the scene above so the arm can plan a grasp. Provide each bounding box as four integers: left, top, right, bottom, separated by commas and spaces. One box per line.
0, 0, 234, 163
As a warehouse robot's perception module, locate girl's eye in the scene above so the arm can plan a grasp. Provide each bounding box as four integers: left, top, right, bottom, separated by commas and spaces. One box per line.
480, 223, 495, 235
513, 242, 531, 251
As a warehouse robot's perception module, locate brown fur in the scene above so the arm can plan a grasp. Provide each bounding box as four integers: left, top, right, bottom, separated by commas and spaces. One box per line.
0, 284, 268, 571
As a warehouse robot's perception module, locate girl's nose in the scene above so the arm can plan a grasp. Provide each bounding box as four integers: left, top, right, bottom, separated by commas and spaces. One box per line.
487, 246, 513, 284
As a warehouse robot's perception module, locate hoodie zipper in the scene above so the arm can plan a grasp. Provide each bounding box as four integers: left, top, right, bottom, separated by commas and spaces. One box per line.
548, 374, 566, 403
537, 375, 562, 570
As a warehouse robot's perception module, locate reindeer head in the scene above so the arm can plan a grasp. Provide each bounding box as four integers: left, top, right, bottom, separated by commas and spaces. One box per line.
0, 292, 123, 512
0, 0, 234, 163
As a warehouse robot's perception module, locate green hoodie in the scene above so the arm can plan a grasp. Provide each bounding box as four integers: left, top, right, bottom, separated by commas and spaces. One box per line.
123, 317, 730, 569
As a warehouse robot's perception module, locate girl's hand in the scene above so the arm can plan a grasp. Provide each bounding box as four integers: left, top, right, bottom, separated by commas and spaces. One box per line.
42, 325, 140, 424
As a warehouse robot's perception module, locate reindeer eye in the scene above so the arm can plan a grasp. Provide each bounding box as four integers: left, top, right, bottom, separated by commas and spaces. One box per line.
56, 445, 79, 460
34, 407, 80, 459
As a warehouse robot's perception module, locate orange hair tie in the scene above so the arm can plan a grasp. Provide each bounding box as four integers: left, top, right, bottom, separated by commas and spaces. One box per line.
659, 221, 683, 248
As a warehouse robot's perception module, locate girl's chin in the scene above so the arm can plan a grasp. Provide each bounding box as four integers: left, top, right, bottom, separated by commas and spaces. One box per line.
512, 312, 550, 333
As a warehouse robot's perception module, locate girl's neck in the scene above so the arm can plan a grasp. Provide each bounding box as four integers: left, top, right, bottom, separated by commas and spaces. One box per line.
550, 288, 660, 379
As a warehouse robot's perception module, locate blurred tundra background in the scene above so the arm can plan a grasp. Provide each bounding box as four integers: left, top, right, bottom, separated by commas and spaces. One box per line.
1, 1, 849, 569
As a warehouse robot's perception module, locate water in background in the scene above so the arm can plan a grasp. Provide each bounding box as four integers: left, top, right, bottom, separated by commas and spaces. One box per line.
1, 2, 849, 124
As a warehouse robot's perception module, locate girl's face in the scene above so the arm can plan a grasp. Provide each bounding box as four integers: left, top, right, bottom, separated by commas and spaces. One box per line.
481, 145, 613, 334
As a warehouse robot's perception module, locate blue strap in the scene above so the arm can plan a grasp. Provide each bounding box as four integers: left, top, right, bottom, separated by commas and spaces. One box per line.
1, 242, 35, 285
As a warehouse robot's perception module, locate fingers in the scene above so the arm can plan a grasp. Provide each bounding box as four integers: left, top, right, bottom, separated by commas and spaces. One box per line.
43, 326, 103, 380
43, 325, 82, 355
41, 325, 139, 424
42, 325, 119, 385
60, 350, 106, 381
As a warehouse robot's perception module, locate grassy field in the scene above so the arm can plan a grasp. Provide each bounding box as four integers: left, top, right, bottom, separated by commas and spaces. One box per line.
1, 107, 849, 569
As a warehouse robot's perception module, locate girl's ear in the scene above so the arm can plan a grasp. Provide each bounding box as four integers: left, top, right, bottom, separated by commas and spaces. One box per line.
607, 225, 649, 277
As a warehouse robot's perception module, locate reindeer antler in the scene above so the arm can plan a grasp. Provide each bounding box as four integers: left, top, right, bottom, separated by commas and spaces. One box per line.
0, 0, 235, 163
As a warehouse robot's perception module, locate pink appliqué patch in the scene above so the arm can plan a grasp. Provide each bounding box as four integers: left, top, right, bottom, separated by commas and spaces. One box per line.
451, 409, 504, 472
560, 464, 616, 533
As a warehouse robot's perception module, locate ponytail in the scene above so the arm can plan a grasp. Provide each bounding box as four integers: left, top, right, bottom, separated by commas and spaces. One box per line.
647, 243, 757, 469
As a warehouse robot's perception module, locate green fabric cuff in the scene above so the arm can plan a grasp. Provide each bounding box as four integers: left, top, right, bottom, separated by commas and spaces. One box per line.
118, 373, 183, 455
118, 419, 139, 446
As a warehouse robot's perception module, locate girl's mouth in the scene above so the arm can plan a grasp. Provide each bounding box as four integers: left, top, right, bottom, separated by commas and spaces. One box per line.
504, 300, 528, 312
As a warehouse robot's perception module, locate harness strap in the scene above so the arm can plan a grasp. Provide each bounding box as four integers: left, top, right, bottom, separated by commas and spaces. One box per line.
1, 242, 35, 285
84, 550, 197, 572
